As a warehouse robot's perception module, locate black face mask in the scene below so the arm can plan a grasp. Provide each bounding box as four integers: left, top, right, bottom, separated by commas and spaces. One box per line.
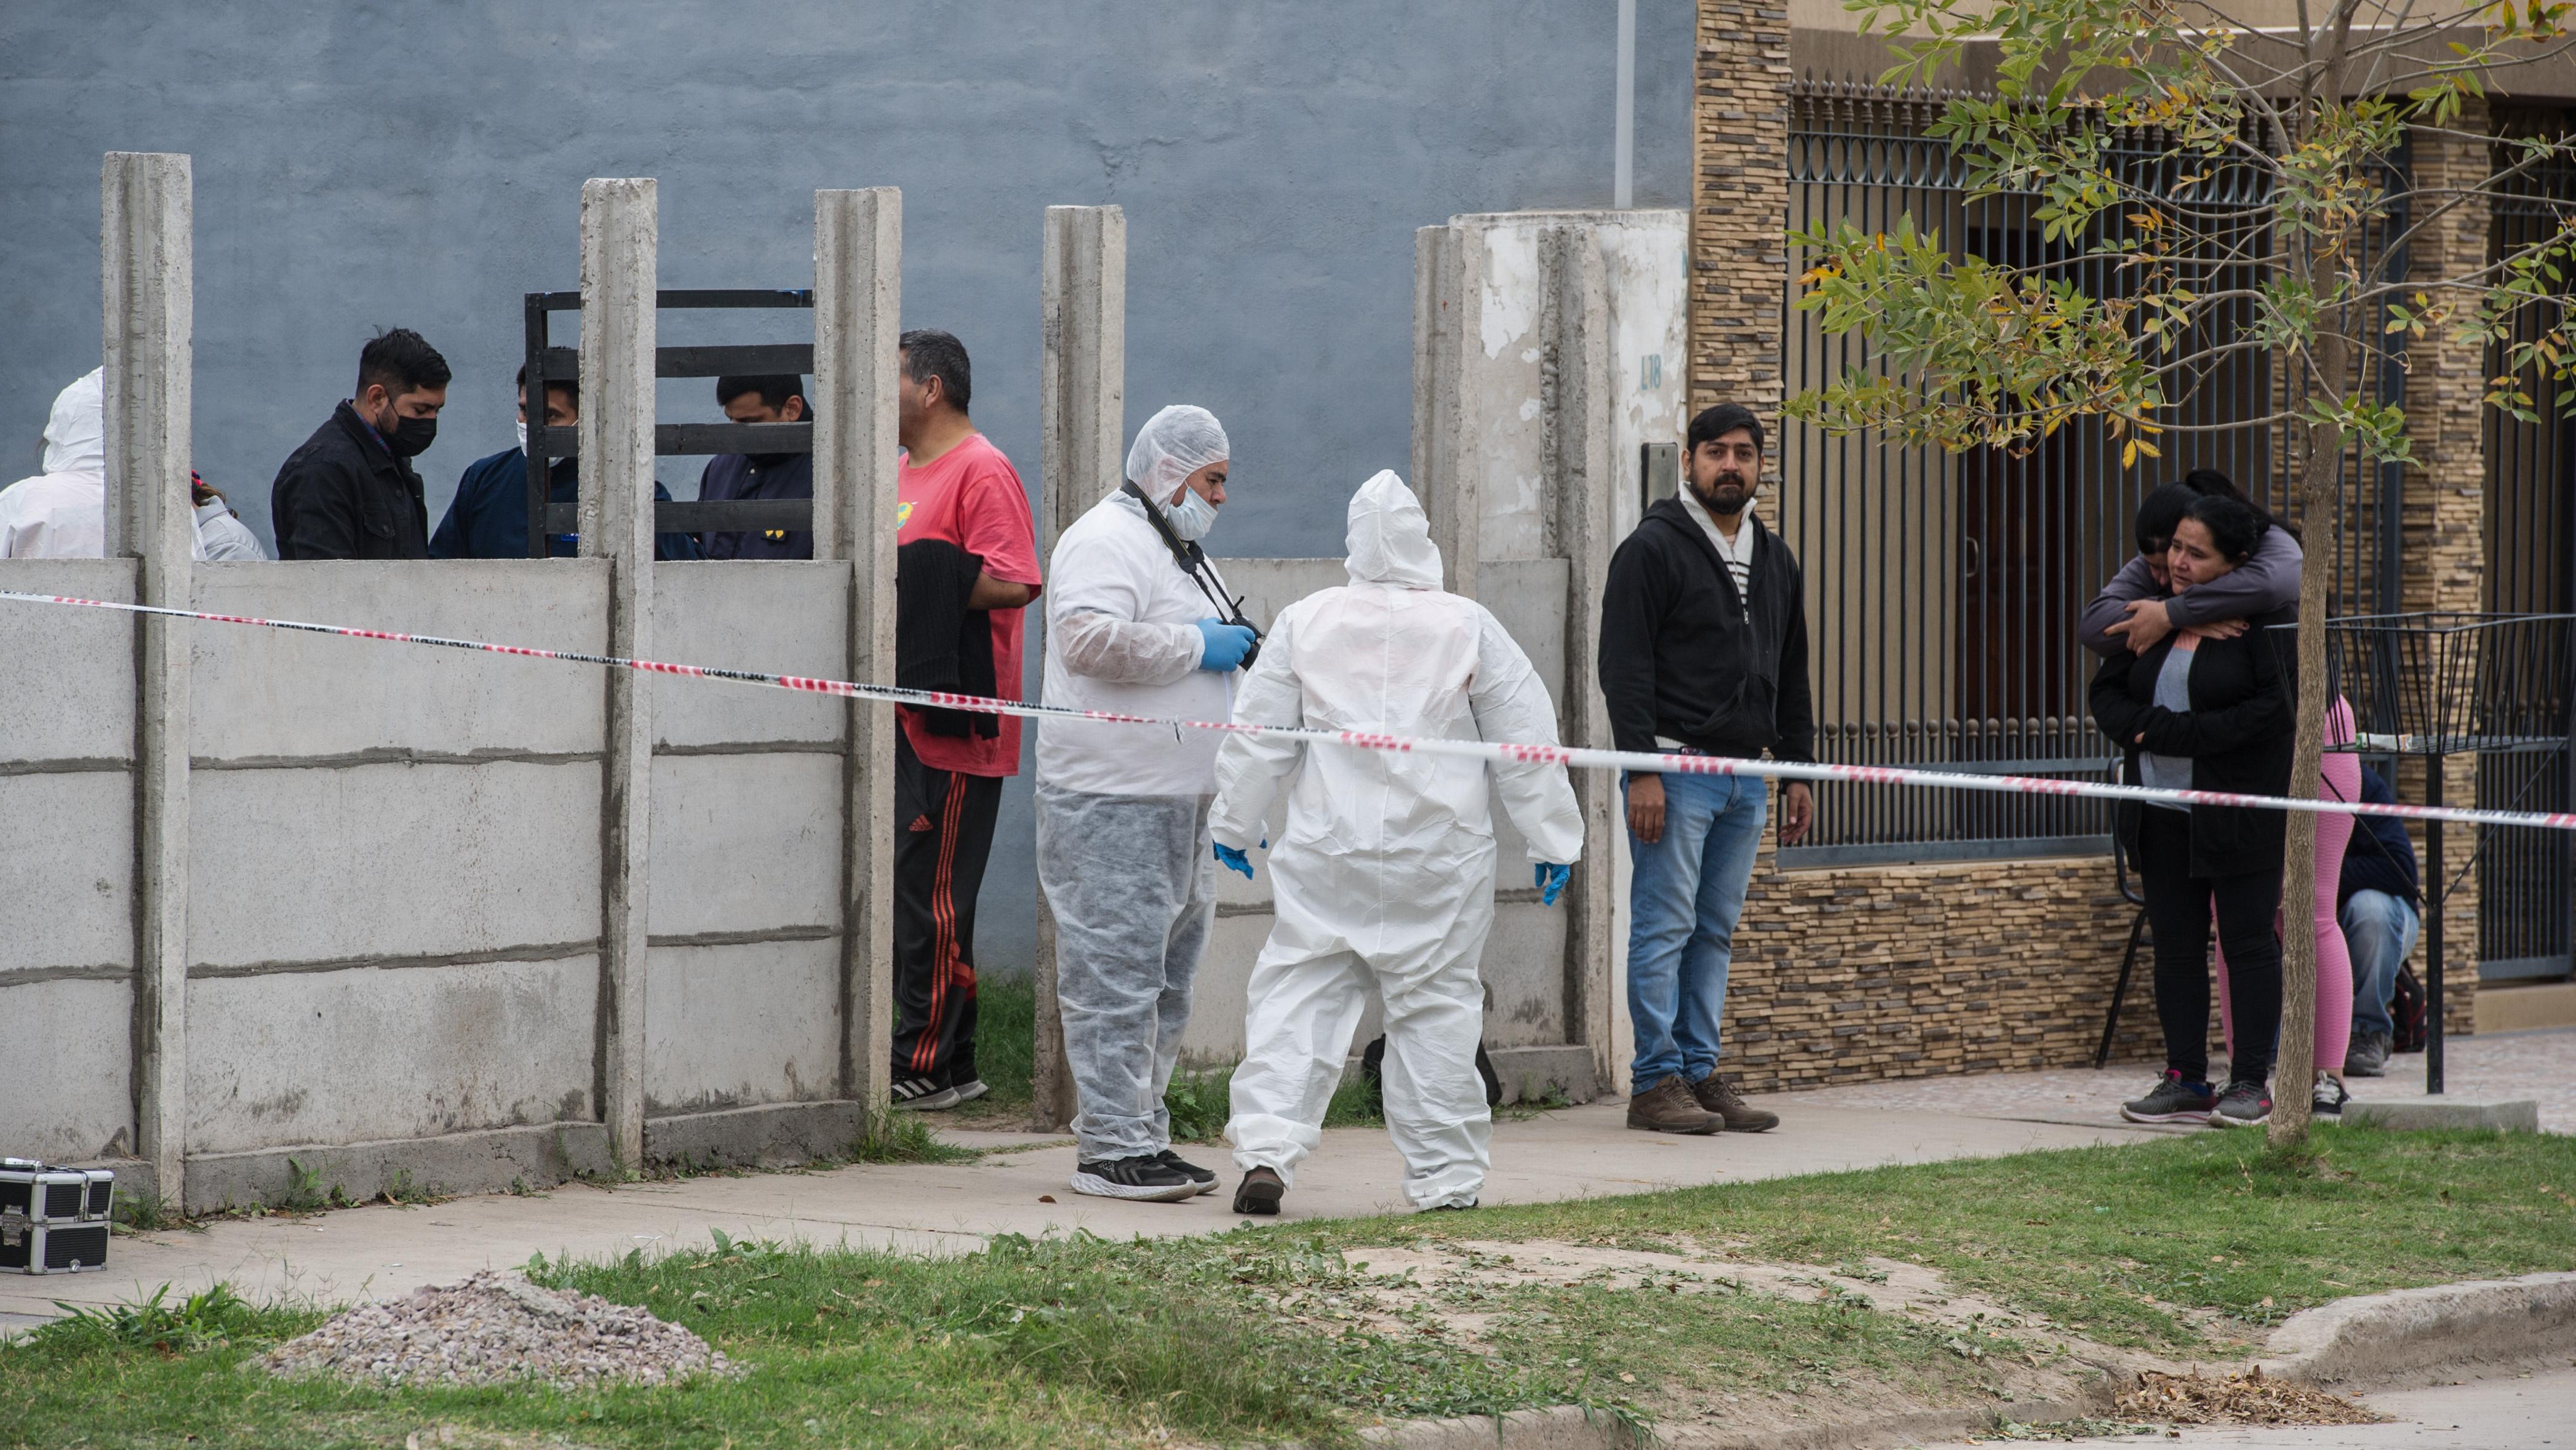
376, 407, 437, 458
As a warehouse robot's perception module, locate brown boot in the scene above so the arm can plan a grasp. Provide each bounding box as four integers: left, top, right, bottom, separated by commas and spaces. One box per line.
1232, 1166, 1285, 1216
1627, 1074, 1723, 1134
1690, 1071, 1779, 1133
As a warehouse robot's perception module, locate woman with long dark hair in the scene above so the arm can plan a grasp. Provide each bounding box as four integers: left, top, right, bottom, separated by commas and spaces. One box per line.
2091, 492, 2299, 1126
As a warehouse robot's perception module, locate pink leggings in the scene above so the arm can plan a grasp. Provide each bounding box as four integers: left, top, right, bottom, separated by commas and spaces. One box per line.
2217, 698, 2358, 1076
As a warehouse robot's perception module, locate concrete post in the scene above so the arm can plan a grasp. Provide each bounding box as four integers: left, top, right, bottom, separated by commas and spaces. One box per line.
577, 177, 657, 1168
103, 151, 194, 1206
1412, 222, 1478, 599
1544, 229, 1624, 1094
1029, 204, 1126, 1131
812, 187, 903, 1115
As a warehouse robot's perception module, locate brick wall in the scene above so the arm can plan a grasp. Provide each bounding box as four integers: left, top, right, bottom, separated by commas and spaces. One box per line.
1690, 0, 1792, 423
1721, 850, 2166, 1090
2397, 103, 2493, 1033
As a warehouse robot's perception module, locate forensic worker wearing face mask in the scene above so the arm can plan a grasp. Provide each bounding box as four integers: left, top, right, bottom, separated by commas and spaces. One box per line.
1211, 471, 1581, 1217
271, 328, 450, 560
1035, 404, 1250, 1204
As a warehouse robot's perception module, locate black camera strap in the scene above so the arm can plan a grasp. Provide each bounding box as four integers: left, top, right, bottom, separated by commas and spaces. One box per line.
1120, 479, 1253, 632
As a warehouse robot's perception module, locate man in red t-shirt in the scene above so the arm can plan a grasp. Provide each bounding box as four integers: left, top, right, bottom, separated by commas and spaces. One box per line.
887, 329, 1041, 1109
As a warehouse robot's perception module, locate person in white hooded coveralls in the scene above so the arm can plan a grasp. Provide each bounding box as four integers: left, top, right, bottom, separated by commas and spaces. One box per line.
1210, 471, 1582, 1216
0, 368, 268, 560
1037, 405, 1255, 1203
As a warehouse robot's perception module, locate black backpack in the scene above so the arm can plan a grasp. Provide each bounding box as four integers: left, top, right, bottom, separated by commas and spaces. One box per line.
2391, 965, 2430, 1054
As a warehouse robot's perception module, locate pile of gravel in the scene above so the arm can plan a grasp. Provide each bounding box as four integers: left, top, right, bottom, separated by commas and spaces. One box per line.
261, 1271, 736, 1389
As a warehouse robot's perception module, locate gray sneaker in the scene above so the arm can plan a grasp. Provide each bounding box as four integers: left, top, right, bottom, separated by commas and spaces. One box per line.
2345, 1030, 2391, 1078
2211, 1079, 2273, 1128
2120, 1070, 2217, 1124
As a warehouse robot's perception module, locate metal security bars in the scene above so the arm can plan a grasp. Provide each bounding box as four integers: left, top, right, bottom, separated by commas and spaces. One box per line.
2480, 118, 2576, 982
1778, 82, 2408, 866
520, 289, 817, 556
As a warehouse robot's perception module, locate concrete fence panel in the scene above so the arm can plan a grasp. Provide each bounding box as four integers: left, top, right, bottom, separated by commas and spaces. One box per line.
2, 559, 142, 1163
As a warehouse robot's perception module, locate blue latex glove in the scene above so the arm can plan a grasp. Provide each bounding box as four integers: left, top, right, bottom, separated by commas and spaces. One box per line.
1214, 842, 1254, 879
1194, 618, 1258, 672
1534, 862, 1571, 906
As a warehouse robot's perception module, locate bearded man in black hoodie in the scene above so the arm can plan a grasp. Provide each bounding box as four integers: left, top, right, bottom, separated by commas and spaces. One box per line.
1598, 402, 1816, 1137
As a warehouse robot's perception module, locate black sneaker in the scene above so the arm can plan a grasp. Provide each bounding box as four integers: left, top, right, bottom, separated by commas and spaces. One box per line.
2345, 1030, 2391, 1078
891, 1074, 959, 1111
1154, 1149, 1218, 1196
2211, 1079, 2273, 1128
1232, 1166, 1285, 1216
951, 1078, 991, 1105
2120, 1070, 2217, 1124
1071, 1155, 1200, 1203
2312, 1072, 2350, 1117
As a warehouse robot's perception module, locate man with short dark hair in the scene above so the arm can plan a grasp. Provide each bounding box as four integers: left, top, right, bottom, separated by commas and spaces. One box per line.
885, 329, 1040, 1109
272, 329, 450, 559
696, 374, 813, 560
1598, 402, 1815, 1137
430, 365, 701, 560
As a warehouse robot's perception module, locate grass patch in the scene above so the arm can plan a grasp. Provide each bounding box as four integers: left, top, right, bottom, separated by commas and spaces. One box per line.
1310, 1125, 2576, 1351
9, 1128, 2568, 1449
959, 975, 1385, 1137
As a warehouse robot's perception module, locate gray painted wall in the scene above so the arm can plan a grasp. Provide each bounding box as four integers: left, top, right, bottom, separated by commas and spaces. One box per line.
0, 1, 1693, 973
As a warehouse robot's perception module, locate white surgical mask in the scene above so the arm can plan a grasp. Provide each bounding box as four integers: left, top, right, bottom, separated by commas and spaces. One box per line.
1165, 484, 1219, 542
516, 417, 528, 452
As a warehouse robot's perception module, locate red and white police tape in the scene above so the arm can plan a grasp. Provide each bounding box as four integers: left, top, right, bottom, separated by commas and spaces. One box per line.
7, 587, 2573, 835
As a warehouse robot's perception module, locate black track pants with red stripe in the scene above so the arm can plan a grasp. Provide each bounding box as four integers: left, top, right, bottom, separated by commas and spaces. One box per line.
891, 730, 1004, 1086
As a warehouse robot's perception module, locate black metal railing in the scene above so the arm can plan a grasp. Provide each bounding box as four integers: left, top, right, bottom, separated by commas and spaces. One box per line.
520, 289, 816, 555
1779, 82, 2407, 865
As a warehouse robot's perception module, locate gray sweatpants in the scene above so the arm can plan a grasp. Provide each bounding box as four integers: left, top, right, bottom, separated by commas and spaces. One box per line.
1034, 784, 1215, 1162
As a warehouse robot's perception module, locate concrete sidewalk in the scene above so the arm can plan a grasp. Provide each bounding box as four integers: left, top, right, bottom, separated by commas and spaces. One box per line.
1793, 1027, 2576, 1133
3, 1098, 2159, 1325
1916, 1367, 2576, 1448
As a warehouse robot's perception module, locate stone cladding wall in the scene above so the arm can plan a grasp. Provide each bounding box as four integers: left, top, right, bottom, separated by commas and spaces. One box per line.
1690, 0, 1793, 424
2396, 103, 2494, 1033
1718, 849, 2170, 1091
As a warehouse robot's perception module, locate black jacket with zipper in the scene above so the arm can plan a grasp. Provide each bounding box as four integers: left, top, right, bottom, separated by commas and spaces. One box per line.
2089, 607, 2298, 878
1598, 498, 1815, 763
269, 400, 431, 560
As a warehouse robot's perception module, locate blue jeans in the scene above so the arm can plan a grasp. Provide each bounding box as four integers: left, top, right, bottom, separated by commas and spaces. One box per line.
2342, 888, 2420, 1039
1624, 771, 1768, 1088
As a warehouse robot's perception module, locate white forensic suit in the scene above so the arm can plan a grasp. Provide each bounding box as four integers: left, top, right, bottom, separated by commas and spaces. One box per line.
1211, 471, 1582, 1209
1036, 404, 1241, 1171
0, 370, 107, 559
0, 367, 269, 562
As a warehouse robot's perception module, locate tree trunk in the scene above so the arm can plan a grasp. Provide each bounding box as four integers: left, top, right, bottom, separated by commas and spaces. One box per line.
2268, 340, 2347, 1149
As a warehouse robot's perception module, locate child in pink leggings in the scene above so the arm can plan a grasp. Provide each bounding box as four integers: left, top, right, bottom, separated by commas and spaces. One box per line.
2215, 695, 2358, 1112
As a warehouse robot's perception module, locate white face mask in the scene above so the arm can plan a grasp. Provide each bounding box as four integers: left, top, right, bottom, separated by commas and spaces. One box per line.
1165, 483, 1219, 542
516, 417, 528, 452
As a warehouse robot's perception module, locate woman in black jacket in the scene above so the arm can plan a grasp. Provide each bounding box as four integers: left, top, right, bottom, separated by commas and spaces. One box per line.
2090, 492, 2296, 1128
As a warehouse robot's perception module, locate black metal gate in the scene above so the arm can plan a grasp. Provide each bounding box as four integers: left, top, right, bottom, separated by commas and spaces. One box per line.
2480, 120, 2576, 982
1779, 82, 2406, 866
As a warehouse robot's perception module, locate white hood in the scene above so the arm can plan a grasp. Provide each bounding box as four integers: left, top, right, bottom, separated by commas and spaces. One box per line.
41, 368, 105, 477
1342, 470, 1443, 589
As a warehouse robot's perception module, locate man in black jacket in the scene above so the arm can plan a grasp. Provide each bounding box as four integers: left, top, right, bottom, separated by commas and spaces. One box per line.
272, 329, 449, 559
697, 374, 814, 560
1598, 402, 1815, 1137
